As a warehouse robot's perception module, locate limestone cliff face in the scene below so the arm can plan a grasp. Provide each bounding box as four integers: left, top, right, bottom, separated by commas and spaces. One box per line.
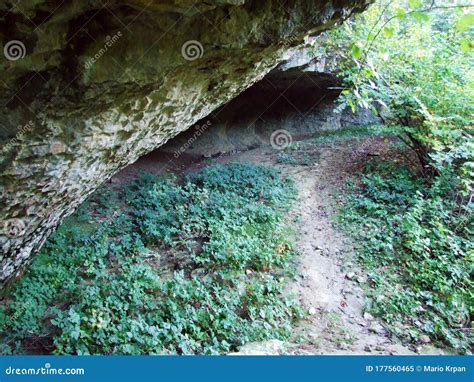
0, 0, 370, 287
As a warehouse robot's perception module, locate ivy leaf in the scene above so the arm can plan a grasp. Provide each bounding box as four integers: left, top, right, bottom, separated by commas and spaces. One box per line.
456, 14, 474, 32
350, 43, 363, 59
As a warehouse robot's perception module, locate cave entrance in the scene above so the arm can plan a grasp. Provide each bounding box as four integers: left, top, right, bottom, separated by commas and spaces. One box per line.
111, 65, 375, 184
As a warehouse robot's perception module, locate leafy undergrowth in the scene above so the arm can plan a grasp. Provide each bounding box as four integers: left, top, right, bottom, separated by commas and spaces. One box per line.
339, 161, 473, 353
0, 162, 303, 355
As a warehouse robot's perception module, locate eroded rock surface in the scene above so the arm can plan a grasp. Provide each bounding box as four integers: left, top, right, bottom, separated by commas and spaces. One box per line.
0, 0, 370, 287
160, 51, 378, 158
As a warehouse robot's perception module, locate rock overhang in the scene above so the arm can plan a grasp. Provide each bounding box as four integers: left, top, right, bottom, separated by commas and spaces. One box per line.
0, 0, 371, 288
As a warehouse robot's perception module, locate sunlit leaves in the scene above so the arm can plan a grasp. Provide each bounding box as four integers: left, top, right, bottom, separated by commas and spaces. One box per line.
323, 0, 473, 187
382, 26, 395, 38
408, 0, 421, 10
395, 8, 407, 20
411, 11, 430, 23
350, 43, 363, 59
459, 38, 473, 52
456, 13, 474, 32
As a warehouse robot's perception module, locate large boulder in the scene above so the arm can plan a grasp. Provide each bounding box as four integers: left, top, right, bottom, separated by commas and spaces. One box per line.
0, 0, 370, 288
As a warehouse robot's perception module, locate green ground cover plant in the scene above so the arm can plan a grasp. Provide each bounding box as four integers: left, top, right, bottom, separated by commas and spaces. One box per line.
0, 162, 302, 355
326, 0, 473, 353
339, 159, 473, 353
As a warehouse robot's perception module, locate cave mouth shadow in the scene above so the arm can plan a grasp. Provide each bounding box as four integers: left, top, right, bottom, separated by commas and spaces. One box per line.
112, 69, 376, 183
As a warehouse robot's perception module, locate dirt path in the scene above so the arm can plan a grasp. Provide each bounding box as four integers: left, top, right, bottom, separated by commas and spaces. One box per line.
115, 134, 439, 355
222, 136, 419, 355
282, 140, 416, 355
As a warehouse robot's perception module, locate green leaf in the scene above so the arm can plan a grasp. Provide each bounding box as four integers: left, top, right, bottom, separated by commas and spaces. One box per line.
411, 11, 429, 23
348, 99, 356, 113
383, 26, 395, 38
460, 38, 472, 52
456, 14, 474, 32
395, 8, 406, 20
409, 0, 421, 10
350, 43, 363, 59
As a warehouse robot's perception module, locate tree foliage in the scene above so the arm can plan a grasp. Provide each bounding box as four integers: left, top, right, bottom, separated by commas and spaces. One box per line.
327, 1, 474, 353
324, 0, 473, 189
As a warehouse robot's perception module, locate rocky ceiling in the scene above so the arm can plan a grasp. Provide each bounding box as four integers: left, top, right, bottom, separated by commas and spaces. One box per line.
0, 0, 370, 288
